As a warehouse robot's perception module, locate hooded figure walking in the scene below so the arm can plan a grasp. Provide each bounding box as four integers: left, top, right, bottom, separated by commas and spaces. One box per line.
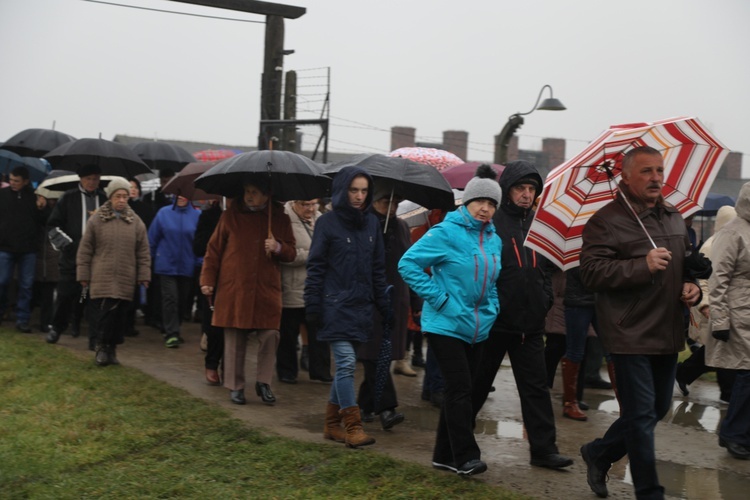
304, 166, 390, 448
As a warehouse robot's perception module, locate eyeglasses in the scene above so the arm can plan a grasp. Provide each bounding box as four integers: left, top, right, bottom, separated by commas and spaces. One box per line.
296, 202, 318, 208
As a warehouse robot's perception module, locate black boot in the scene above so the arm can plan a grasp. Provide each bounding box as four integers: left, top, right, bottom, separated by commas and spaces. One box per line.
107, 345, 120, 365
95, 344, 110, 366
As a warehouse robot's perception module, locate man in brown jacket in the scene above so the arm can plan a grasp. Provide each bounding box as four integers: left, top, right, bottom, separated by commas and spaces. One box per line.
578, 146, 700, 499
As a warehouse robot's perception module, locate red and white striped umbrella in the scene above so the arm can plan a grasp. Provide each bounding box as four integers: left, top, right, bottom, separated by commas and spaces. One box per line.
526, 117, 730, 270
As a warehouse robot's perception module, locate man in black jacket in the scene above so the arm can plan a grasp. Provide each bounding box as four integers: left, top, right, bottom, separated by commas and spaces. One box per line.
45, 165, 107, 346
471, 160, 573, 469
0, 166, 50, 332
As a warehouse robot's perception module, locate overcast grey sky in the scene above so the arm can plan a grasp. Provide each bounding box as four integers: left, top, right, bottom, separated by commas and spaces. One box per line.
2, 0, 749, 174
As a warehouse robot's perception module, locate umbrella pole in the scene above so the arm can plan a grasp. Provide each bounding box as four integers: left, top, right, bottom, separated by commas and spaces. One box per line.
384, 189, 394, 234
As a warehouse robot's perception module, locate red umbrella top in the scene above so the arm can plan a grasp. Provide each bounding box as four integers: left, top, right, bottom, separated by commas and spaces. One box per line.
388, 147, 464, 171
193, 149, 238, 162
526, 116, 730, 270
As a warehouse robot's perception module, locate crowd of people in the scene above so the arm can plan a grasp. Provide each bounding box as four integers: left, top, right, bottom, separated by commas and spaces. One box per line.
1, 146, 749, 499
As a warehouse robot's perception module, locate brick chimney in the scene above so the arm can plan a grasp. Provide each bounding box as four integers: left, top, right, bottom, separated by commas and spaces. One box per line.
718, 151, 743, 180
542, 138, 566, 170
506, 136, 520, 163
390, 126, 416, 152
442, 130, 468, 161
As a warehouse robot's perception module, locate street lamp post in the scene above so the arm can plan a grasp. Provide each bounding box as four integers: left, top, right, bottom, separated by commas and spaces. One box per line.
494, 84, 566, 165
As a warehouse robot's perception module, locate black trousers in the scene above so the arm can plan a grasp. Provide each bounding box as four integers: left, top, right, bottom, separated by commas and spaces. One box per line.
52, 275, 87, 335
428, 333, 485, 467
472, 331, 559, 457
199, 292, 224, 370
159, 275, 193, 338
276, 307, 331, 380
357, 358, 398, 414
678, 345, 737, 401
88, 298, 129, 346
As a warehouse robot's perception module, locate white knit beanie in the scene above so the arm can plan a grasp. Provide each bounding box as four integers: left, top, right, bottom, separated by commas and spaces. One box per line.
104, 177, 131, 199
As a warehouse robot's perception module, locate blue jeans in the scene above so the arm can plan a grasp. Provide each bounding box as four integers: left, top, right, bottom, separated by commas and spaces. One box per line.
587, 353, 677, 500
720, 369, 750, 447
0, 251, 37, 325
329, 340, 358, 410
564, 306, 598, 363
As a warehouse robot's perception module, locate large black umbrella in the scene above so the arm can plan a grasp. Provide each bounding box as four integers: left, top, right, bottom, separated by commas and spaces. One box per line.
1, 128, 76, 158
44, 138, 152, 178
325, 153, 455, 211
129, 141, 196, 172
194, 150, 331, 201
374, 286, 395, 411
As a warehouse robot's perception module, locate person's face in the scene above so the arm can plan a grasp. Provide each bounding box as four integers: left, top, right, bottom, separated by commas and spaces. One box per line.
293, 199, 318, 220
622, 153, 664, 207
8, 174, 29, 192
176, 195, 189, 207
129, 181, 140, 200
110, 190, 130, 212
509, 183, 536, 209
79, 174, 101, 193
243, 184, 269, 208
372, 196, 403, 217
348, 176, 369, 209
466, 199, 497, 222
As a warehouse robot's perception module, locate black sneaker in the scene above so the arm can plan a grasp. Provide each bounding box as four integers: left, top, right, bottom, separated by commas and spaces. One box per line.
46, 328, 61, 344
530, 453, 574, 469
15, 323, 32, 333
456, 459, 487, 476
580, 443, 610, 498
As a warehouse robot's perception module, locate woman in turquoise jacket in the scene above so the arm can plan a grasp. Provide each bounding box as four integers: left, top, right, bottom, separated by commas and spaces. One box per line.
398, 165, 502, 477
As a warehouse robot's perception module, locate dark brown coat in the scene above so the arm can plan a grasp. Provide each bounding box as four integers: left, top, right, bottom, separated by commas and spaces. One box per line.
201, 201, 296, 330
579, 182, 691, 355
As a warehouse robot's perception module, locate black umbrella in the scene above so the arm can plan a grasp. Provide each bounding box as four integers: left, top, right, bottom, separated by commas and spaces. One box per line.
129, 141, 196, 172
325, 153, 455, 211
161, 161, 222, 201
43, 138, 152, 178
374, 286, 395, 411
194, 150, 331, 201
1, 128, 76, 158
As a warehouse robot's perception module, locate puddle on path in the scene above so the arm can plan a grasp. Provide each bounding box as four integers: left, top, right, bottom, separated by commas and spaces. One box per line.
621, 460, 750, 499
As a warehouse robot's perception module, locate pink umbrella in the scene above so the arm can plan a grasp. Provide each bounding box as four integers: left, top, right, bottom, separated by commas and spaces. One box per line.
526, 116, 730, 270
193, 149, 238, 162
388, 147, 464, 171
441, 161, 505, 189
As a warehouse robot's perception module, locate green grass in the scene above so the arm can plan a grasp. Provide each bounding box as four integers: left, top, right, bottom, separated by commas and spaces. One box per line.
0, 330, 528, 499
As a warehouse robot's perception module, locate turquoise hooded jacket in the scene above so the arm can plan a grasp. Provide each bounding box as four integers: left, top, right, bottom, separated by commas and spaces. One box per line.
398, 206, 502, 344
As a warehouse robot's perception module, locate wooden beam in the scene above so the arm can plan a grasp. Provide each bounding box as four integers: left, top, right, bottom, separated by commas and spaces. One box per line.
168, 0, 305, 19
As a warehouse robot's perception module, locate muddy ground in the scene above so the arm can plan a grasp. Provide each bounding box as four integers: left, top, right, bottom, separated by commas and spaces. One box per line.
46, 320, 750, 499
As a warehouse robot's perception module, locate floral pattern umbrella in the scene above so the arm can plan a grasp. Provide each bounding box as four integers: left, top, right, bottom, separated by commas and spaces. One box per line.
526, 117, 730, 270
388, 147, 464, 171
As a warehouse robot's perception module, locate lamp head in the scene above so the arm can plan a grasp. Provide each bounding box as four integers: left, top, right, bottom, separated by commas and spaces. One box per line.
537, 97, 566, 111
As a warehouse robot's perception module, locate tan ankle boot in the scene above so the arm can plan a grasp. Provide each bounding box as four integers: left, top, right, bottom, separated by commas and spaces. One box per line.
561, 358, 587, 421
339, 406, 375, 448
393, 358, 417, 377
323, 402, 346, 443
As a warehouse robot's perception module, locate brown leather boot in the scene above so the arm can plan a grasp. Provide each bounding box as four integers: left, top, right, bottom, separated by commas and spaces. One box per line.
339, 405, 375, 448
323, 402, 346, 443
562, 358, 588, 421
607, 361, 621, 412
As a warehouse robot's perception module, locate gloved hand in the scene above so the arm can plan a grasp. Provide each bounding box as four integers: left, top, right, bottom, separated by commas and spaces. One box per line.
712, 329, 730, 342
305, 312, 323, 329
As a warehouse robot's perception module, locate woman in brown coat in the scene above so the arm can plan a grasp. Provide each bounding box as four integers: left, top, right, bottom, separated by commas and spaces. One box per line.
200, 178, 296, 406
76, 177, 151, 366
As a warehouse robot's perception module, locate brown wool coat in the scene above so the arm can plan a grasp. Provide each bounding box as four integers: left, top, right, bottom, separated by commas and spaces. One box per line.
201, 201, 296, 330
76, 201, 151, 300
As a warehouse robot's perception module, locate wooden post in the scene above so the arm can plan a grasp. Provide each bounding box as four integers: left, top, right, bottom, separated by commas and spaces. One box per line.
280, 70, 297, 152
259, 15, 284, 151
